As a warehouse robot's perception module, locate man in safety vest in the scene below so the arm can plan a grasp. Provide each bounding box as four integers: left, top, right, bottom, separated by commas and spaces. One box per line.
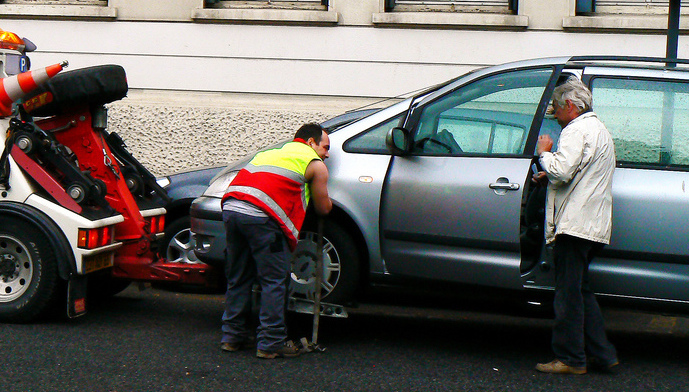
219, 123, 332, 359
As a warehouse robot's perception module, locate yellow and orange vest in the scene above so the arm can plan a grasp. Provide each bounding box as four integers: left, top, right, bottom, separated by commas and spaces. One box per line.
222, 141, 321, 250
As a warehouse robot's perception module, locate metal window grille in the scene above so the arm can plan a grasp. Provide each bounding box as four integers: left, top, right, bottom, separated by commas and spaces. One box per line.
597, 0, 686, 5
386, 0, 515, 11
205, 0, 328, 7
578, 0, 689, 14
394, 0, 508, 5
0, 0, 106, 4
207, 0, 323, 3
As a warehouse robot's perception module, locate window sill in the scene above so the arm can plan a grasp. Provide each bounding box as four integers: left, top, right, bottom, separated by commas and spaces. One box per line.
0, 4, 116, 19
191, 7, 339, 25
372, 12, 528, 30
564, 15, 689, 32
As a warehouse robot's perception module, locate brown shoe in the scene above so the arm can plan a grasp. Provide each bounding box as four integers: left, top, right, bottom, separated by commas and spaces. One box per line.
221, 341, 246, 352
589, 358, 619, 373
536, 359, 586, 375
256, 341, 301, 359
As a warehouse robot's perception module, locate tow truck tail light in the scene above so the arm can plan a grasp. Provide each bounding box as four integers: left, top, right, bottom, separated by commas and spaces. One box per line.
78, 226, 114, 249
145, 215, 165, 235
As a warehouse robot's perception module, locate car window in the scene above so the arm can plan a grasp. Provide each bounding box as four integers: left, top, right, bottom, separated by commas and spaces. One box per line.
411, 68, 553, 156
344, 113, 405, 154
591, 77, 689, 167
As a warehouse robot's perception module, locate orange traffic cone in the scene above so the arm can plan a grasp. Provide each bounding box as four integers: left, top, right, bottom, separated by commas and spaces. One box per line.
0, 60, 68, 117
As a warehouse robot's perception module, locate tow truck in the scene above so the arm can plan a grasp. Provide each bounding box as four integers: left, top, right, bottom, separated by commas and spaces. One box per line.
0, 29, 216, 322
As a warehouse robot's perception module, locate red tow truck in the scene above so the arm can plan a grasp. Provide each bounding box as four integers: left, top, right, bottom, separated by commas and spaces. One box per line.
0, 29, 216, 322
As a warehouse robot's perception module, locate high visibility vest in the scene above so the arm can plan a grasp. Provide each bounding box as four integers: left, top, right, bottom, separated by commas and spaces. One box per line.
222, 141, 321, 250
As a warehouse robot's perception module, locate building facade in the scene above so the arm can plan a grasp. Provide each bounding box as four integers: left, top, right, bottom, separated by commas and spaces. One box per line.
0, 0, 687, 174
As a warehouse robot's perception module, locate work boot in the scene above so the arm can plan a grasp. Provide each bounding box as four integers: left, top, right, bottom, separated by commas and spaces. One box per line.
220, 341, 249, 352
535, 359, 586, 375
256, 341, 301, 359
588, 357, 619, 374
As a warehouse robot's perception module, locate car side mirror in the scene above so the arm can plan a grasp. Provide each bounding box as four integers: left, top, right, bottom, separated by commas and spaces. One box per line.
386, 127, 410, 156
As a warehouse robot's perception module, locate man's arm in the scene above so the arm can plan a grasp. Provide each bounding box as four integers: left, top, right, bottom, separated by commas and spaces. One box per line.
539, 129, 585, 186
305, 159, 332, 216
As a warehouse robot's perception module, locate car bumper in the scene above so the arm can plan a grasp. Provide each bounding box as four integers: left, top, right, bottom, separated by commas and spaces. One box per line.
190, 196, 225, 265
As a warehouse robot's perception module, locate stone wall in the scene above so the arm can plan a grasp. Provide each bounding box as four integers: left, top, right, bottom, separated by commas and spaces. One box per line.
105, 90, 377, 177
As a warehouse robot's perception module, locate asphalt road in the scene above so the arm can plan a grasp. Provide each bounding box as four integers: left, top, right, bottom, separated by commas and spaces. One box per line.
1, 285, 688, 392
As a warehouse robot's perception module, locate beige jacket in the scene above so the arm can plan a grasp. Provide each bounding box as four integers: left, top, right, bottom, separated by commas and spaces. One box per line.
539, 112, 616, 245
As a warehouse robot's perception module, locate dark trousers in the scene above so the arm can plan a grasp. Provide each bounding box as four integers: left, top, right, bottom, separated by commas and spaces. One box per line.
221, 210, 292, 352
552, 234, 617, 368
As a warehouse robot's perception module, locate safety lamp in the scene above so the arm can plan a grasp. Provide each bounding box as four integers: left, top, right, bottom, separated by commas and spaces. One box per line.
155, 215, 165, 234
0, 30, 25, 52
144, 215, 165, 235
77, 226, 114, 249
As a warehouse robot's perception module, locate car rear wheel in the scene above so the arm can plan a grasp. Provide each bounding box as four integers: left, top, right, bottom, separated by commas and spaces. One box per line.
0, 217, 60, 323
290, 219, 360, 305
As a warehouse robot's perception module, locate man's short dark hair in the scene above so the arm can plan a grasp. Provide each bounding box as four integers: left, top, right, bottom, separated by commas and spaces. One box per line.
295, 123, 325, 143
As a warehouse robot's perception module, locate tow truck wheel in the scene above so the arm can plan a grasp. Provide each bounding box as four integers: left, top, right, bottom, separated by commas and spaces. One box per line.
0, 217, 60, 323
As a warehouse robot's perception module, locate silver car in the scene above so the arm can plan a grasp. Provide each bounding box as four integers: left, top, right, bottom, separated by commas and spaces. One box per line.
191, 56, 689, 313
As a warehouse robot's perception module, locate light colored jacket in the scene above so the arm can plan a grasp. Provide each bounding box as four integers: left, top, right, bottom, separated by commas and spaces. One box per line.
539, 112, 616, 245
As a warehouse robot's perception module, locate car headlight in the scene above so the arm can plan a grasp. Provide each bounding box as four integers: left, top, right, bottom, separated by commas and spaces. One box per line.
156, 176, 171, 189
202, 170, 238, 198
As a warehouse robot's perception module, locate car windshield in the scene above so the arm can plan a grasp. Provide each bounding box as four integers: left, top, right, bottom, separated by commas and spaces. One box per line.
321, 108, 381, 134
328, 68, 484, 134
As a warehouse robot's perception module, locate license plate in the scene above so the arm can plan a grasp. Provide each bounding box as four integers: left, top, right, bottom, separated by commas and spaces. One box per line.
4, 54, 30, 75
82, 252, 114, 274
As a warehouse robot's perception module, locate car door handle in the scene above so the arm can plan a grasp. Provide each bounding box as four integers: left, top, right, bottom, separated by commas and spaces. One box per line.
489, 182, 520, 191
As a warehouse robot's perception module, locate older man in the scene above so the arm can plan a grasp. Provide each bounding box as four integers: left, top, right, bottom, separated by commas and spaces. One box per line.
534, 77, 618, 375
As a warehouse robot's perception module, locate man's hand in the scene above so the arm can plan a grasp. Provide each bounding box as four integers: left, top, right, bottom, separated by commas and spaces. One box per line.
532, 171, 548, 186
537, 135, 554, 155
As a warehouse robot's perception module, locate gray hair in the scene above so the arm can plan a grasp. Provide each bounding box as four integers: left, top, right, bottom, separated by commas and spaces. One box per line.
552, 76, 592, 113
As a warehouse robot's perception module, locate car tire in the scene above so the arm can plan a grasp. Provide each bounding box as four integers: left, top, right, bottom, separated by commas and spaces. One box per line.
0, 217, 61, 323
290, 219, 360, 305
163, 216, 199, 264
155, 216, 226, 293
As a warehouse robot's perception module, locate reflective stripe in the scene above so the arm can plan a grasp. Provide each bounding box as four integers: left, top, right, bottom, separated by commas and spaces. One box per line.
221, 142, 321, 250
226, 185, 300, 241
243, 163, 306, 184
245, 142, 317, 210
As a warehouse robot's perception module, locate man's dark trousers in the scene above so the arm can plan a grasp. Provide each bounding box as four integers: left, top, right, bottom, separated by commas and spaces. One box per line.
221, 210, 292, 352
552, 234, 617, 368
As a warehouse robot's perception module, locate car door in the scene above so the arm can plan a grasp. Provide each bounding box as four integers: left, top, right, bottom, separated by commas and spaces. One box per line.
582, 70, 689, 302
380, 67, 558, 289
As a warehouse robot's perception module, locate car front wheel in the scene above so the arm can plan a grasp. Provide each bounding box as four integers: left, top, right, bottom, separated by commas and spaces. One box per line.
163, 216, 200, 264
289, 219, 360, 306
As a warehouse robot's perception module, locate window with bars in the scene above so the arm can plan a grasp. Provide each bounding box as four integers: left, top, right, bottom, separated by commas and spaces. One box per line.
0, 0, 106, 4
384, 0, 517, 13
205, 0, 327, 10
577, 0, 689, 15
